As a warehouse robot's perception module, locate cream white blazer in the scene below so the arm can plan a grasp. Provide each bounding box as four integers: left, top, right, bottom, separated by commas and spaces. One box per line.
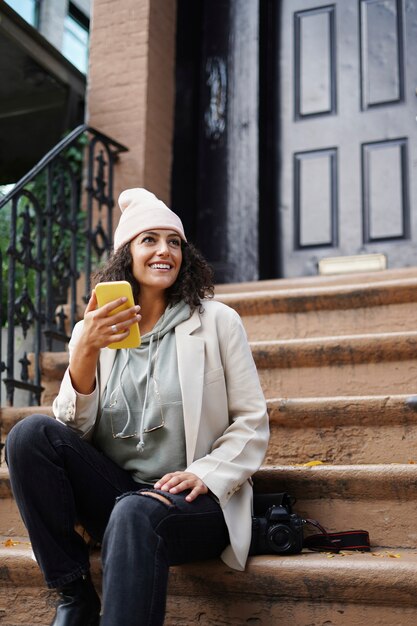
53, 299, 269, 570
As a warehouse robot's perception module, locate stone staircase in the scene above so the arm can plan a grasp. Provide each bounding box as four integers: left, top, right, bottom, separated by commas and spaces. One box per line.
2, 267, 417, 625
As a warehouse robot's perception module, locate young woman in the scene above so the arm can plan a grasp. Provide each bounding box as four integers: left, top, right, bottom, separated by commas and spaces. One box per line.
6, 188, 269, 626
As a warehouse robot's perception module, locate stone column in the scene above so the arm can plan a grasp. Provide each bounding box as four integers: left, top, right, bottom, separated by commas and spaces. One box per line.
87, 0, 177, 208
226, 0, 259, 282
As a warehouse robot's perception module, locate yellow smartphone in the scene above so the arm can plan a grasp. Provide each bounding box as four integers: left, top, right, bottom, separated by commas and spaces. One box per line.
95, 281, 141, 349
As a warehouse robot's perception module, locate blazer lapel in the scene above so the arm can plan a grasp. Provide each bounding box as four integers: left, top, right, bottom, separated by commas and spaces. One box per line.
176, 311, 205, 466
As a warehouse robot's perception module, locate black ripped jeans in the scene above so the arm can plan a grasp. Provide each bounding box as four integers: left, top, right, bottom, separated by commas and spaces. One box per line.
5, 414, 229, 626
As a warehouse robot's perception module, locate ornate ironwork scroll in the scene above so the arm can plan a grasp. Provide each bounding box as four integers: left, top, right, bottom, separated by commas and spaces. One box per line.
0, 125, 128, 407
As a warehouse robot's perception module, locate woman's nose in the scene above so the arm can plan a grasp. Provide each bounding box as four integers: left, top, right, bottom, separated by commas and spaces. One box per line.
157, 240, 169, 255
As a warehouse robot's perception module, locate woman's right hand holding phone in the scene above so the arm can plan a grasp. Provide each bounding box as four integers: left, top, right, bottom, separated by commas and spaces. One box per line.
69, 291, 141, 394
82, 291, 141, 352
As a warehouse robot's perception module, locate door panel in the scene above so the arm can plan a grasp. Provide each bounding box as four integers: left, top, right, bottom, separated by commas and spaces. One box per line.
278, 0, 417, 276
362, 138, 409, 241
294, 148, 338, 247
360, 0, 404, 108
294, 5, 337, 118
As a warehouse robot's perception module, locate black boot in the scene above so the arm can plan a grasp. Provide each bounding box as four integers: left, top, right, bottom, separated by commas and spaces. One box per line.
51, 574, 101, 626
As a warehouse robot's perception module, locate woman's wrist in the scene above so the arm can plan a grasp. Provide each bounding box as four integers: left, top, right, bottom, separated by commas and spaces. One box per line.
68, 343, 100, 394
69, 367, 97, 395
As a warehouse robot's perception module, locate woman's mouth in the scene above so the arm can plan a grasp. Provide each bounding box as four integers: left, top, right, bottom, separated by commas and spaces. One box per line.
149, 263, 172, 270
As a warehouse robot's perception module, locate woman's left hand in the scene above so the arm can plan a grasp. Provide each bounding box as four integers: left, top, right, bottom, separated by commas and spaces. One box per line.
154, 471, 208, 502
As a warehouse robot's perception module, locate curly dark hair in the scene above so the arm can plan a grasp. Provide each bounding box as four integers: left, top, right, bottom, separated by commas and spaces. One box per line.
92, 240, 214, 311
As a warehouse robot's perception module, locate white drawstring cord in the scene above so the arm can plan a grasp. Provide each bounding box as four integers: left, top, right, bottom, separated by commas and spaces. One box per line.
135, 333, 155, 452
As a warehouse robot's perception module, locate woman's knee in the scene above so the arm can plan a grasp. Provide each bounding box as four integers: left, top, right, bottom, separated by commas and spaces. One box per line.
6, 414, 57, 461
107, 491, 172, 534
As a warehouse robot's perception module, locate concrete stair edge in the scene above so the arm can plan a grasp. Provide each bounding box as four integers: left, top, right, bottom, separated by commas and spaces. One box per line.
3, 462, 416, 501
214, 266, 417, 294
3, 394, 417, 436
23, 330, 417, 382
216, 277, 417, 315
253, 464, 417, 499
3, 540, 417, 608
3, 465, 417, 548
267, 393, 417, 426
252, 330, 417, 368
1, 406, 54, 436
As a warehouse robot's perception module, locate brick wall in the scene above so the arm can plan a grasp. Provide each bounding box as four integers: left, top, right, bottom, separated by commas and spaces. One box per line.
87, 0, 176, 217
145, 0, 177, 204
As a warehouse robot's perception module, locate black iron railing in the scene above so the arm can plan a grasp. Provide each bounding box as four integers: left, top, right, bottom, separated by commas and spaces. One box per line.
0, 124, 128, 408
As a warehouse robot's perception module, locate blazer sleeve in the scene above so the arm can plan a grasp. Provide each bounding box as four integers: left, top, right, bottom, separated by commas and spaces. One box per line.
186, 308, 269, 508
52, 320, 100, 437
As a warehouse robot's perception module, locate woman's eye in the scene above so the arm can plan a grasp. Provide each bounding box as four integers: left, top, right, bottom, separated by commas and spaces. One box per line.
169, 239, 181, 246
142, 236, 154, 243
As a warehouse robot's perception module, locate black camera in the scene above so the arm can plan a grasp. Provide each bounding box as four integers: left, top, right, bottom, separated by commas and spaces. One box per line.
249, 492, 304, 556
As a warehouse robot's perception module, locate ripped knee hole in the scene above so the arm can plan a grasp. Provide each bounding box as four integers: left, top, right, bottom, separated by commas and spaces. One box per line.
140, 491, 173, 506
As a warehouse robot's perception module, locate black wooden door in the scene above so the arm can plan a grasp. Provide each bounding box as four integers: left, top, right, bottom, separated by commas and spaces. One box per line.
276, 0, 417, 276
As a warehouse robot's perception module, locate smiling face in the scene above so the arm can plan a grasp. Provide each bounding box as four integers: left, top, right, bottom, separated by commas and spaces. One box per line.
130, 229, 183, 296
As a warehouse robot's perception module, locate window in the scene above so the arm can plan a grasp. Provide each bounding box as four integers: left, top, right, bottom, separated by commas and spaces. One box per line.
4, 0, 40, 27
62, 2, 89, 74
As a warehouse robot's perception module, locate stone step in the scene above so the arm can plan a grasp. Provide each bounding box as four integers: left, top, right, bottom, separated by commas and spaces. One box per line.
214, 265, 417, 294
252, 330, 417, 397
266, 394, 417, 465
1, 406, 54, 437
3, 395, 417, 468
22, 329, 417, 405
0, 538, 99, 626
0, 467, 26, 536
1, 500, 26, 538
253, 464, 417, 549
26, 352, 68, 404
27, 352, 68, 382
168, 550, 417, 624
3, 539, 417, 625
2, 463, 417, 548
2, 395, 417, 473
217, 277, 417, 340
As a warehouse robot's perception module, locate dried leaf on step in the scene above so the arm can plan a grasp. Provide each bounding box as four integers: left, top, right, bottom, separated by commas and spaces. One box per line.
3, 538, 31, 547
302, 461, 325, 467
371, 551, 401, 558
4, 538, 17, 547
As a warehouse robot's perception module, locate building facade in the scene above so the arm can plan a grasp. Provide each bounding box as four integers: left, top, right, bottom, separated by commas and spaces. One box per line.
3, 0, 416, 283
0, 0, 89, 183
88, 0, 417, 283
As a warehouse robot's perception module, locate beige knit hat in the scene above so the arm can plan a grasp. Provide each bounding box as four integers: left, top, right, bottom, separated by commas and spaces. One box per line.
113, 188, 187, 251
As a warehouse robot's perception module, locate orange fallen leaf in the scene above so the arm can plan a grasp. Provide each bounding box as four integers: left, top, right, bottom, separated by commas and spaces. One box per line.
302, 461, 325, 467
371, 551, 400, 558
3, 538, 31, 547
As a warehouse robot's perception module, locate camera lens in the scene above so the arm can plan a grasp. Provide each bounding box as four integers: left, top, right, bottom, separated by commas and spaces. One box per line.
267, 524, 294, 553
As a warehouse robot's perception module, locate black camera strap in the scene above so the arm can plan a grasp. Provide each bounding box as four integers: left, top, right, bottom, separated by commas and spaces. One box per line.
303, 518, 370, 552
